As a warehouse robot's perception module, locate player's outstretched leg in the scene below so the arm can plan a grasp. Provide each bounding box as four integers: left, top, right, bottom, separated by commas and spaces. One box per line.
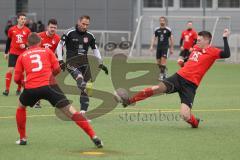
59, 105, 103, 148
15, 103, 27, 145
180, 103, 200, 128
114, 82, 167, 107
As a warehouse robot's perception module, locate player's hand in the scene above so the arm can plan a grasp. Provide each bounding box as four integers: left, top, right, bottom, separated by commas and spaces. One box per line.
4, 53, 8, 60
223, 28, 230, 37
59, 60, 66, 72
180, 46, 184, 51
19, 44, 26, 49
170, 47, 174, 55
189, 48, 193, 52
149, 46, 154, 52
99, 64, 108, 75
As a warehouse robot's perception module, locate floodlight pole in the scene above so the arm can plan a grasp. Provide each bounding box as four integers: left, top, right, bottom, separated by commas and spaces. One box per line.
202, 0, 206, 30
165, 0, 169, 16
136, 0, 142, 56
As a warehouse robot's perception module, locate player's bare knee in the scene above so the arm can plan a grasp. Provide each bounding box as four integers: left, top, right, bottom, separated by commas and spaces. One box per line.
155, 82, 167, 93
60, 105, 76, 118
8, 67, 14, 73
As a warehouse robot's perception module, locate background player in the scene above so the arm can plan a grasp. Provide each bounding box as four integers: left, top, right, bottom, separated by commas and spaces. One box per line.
56, 15, 108, 114
115, 29, 230, 128
178, 21, 198, 67
34, 18, 60, 108
3, 13, 31, 96
38, 18, 60, 52
150, 16, 174, 80
14, 33, 103, 148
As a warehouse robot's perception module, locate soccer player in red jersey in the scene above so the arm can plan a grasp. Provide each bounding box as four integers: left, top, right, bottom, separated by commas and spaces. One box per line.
35, 18, 60, 108
178, 21, 198, 67
14, 33, 103, 148
3, 13, 31, 96
115, 29, 230, 128
38, 18, 60, 52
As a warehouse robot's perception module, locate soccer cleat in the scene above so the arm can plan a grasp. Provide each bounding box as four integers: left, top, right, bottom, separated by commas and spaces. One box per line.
16, 90, 21, 96
191, 118, 200, 128
2, 90, 9, 96
16, 138, 27, 145
92, 137, 103, 148
158, 73, 164, 81
33, 101, 42, 108
114, 88, 131, 108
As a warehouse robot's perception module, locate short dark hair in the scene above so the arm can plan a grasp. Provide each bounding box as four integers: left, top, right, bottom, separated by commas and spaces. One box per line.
198, 31, 212, 42
17, 12, 26, 19
79, 15, 90, 21
28, 32, 41, 46
48, 18, 58, 25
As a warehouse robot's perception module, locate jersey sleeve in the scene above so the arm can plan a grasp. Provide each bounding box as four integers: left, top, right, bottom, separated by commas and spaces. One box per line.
193, 31, 198, 39
56, 34, 68, 61
90, 35, 97, 49
168, 29, 172, 37
181, 31, 184, 39
154, 28, 158, 37
14, 55, 24, 84
7, 27, 13, 38
211, 47, 222, 59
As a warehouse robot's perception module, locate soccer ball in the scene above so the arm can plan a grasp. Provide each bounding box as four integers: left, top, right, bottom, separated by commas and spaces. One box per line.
113, 88, 129, 103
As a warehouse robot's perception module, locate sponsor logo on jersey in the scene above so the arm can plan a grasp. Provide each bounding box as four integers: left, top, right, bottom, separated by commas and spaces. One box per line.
16, 34, 23, 43
43, 43, 52, 48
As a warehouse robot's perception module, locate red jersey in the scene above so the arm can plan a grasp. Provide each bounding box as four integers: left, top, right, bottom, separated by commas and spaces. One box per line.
181, 29, 198, 50
8, 25, 31, 55
177, 45, 221, 86
14, 46, 60, 89
38, 31, 60, 52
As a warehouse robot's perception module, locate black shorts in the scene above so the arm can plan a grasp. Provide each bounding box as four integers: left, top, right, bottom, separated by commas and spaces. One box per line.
179, 49, 191, 62
156, 48, 168, 59
8, 54, 19, 67
66, 64, 91, 82
162, 73, 197, 108
19, 85, 70, 108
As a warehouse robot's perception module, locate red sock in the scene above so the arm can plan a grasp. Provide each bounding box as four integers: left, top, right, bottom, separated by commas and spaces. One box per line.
5, 72, 12, 91
16, 107, 27, 139
71, 112, 95, 139
17, 74, 24, 91
187, 114, 198, 127
129, 87, 154, 104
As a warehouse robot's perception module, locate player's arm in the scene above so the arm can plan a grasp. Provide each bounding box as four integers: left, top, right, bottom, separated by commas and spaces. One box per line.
5, 38, 11, 54
149, 35, 157, 52
14, 56, 24, 85
220, 29, 231, 59
4, 27, 12, 59
56, 34, 67, 71
180, 32, 184, 51
90, 36, 108, 75
49, 49, 61, 76
169, 34, 174, 54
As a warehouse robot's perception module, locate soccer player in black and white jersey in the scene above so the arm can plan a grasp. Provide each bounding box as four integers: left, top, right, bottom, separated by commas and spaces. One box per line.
150, 16, 174, 80
56, 15, 108, 114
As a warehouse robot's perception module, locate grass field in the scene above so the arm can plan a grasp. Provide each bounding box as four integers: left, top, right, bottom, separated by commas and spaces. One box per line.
0, 55, 240, 160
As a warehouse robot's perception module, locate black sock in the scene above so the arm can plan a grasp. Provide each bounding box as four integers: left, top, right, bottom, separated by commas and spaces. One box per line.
80, 91, 89, 111
158, 65, 166, 74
